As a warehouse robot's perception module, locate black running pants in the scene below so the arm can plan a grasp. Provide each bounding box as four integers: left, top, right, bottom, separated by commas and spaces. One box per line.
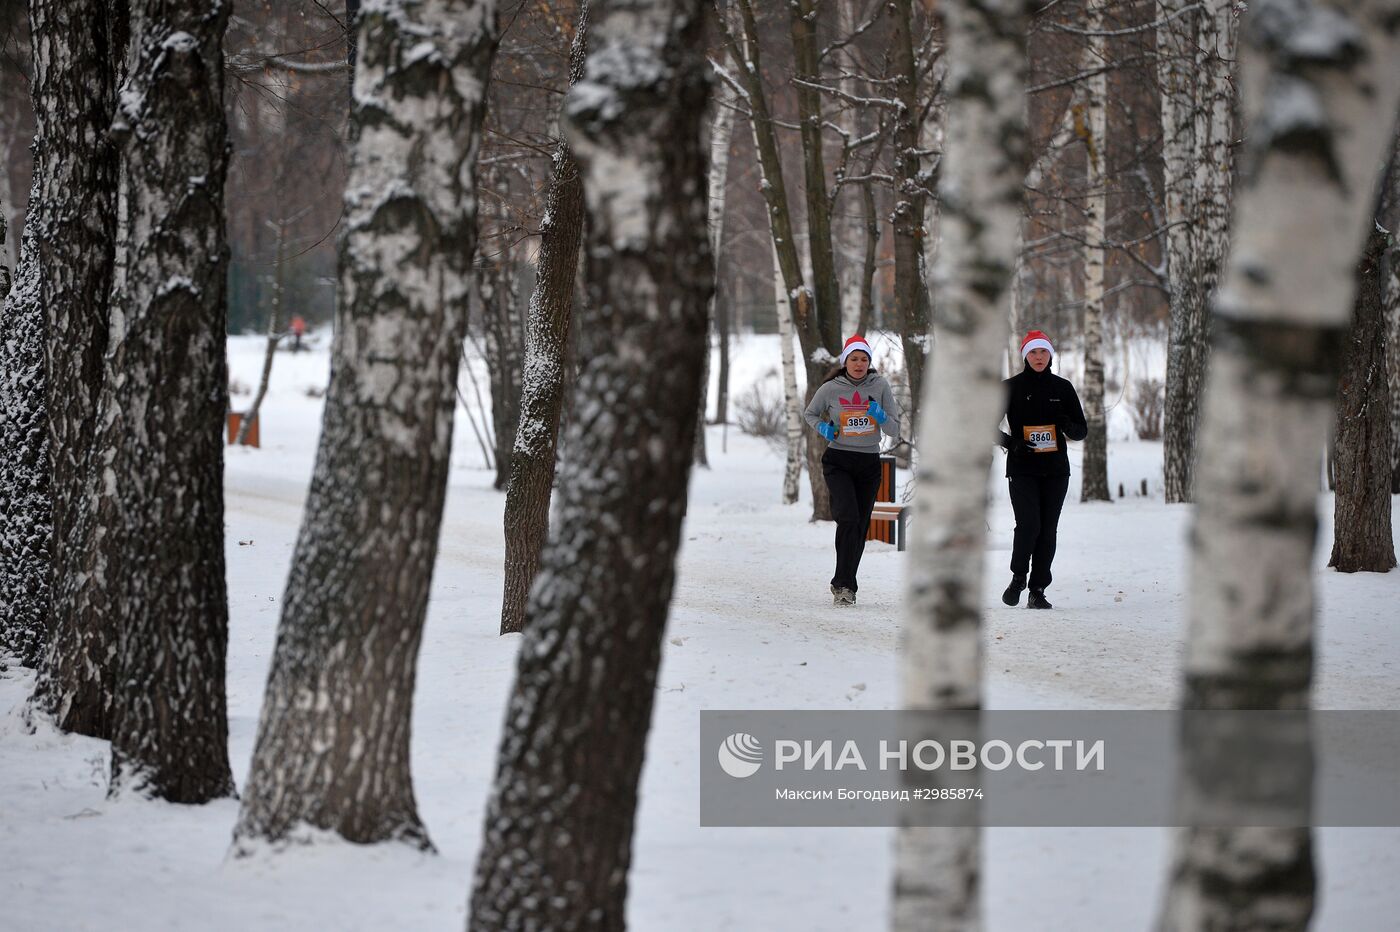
822, 448, 883, 593
1008, 474, 1069, 591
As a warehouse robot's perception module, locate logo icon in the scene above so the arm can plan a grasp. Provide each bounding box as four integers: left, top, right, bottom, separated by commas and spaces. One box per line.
717, 732, 763, 778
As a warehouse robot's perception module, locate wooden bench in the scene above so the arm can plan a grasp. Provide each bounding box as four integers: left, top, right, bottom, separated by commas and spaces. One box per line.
867, 454, 910, 551
870, 501, 910, 552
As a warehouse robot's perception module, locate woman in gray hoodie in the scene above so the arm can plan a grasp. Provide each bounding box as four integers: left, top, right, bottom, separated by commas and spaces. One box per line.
803, 335, 902, 605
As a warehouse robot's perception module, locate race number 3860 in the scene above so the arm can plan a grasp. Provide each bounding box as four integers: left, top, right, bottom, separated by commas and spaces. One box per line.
1023, 424, 1057, 453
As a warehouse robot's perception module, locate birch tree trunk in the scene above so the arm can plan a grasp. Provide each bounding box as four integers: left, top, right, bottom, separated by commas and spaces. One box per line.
26, 0, 126, 736
469, 2, 712, 925
775, 242, 804, 504
499, 4, 588, 636
1329, 227, 1395, 573
719, 0, 835, 520
99, 0, 236, 802
1191, 2, 1238, 314
1159, 0, 1202, 504
0, 174, 50, 668
705, 74, 737, 377
895, 0, 1036, 928
697, 66, 737, 469
1157, 3, 1400, 927
234, 0, 499, 848
1080, 1, 1110, 502
1161, 0, 1238, 503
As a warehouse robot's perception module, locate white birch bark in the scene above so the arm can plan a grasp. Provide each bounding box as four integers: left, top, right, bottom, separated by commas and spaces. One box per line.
26, 0, 125, 736
774, 241, 803, 505
103, 0, 236, 802
1157, 2, 1400, 927
698, 68, 737, 459
895, 1, 1037, 928
1159, 0, 1199, 504
1161, 0, 1239, 503
1192, 1, 1238, 301
0, 175, 49, 667
1080, 1, 1110, 501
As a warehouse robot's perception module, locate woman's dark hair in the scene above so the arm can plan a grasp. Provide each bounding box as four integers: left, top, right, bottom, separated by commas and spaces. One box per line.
822, 364, 878, 384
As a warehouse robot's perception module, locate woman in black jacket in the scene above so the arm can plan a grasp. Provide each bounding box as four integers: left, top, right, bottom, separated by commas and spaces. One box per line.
997, 330, 1087, 609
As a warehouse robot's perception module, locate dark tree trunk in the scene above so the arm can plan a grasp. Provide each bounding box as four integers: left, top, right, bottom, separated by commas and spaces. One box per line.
716, 274, 730, 424
789, 0, 841, 351
498, 3, 588, 637
498, 152, 585, 635
0, 175, 7, 295
0, 174, 51, 668
233, 0, 498, 849
481, 253, 523, 491
345, 0, 360, 73
468, 1, 712, 925
695, 323, 710, 467
27, 0, 126, 736
1330, 228, 1395, 573
237, 213, 291, 446
858, 177, 879, 338
890, 0, 928, 434
1379, 133, 1400, 493
102, 0, 235, 802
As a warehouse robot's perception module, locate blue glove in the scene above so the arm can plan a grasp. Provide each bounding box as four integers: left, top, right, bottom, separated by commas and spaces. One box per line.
818, 421, 838, 442
867, 400, 888, 425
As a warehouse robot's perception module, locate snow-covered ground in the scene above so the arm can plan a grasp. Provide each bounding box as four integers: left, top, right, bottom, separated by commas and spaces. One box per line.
2, 333, 1397, 930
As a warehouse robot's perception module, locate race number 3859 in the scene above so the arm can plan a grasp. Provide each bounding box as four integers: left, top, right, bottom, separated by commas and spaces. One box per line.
1023, 424, 1057, 453
840, 410, 876, 437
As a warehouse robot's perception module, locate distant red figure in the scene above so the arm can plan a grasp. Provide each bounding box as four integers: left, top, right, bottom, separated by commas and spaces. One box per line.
290, 314, 307, 352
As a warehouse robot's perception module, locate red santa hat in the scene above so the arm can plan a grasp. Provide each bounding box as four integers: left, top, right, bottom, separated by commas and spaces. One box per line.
1019, 330, 1055, 358
839, 334, 873, 365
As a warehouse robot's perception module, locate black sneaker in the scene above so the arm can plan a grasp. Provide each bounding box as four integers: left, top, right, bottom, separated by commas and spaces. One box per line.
1026, 589, 1052, 610
1001, 574, 1026, 606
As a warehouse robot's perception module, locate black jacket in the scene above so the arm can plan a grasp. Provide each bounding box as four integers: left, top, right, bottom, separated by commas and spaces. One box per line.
999, 362, 1088, 477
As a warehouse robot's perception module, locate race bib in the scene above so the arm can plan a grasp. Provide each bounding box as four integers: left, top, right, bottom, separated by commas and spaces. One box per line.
839, 409, 877, 437
1023, 424, 1058, 453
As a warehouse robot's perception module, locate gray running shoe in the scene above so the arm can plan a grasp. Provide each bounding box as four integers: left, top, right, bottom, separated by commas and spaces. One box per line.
835, 587, 857, 606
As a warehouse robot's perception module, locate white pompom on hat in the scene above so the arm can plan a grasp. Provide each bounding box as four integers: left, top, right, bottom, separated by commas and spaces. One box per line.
1019, 330, 1054, 358
839, 334, 873, 365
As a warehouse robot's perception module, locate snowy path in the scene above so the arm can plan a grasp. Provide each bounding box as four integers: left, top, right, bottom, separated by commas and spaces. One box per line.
3, 338, 1398, 929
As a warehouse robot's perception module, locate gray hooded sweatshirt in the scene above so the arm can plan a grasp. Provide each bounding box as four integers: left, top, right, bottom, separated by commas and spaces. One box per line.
803, 370, 901, 454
